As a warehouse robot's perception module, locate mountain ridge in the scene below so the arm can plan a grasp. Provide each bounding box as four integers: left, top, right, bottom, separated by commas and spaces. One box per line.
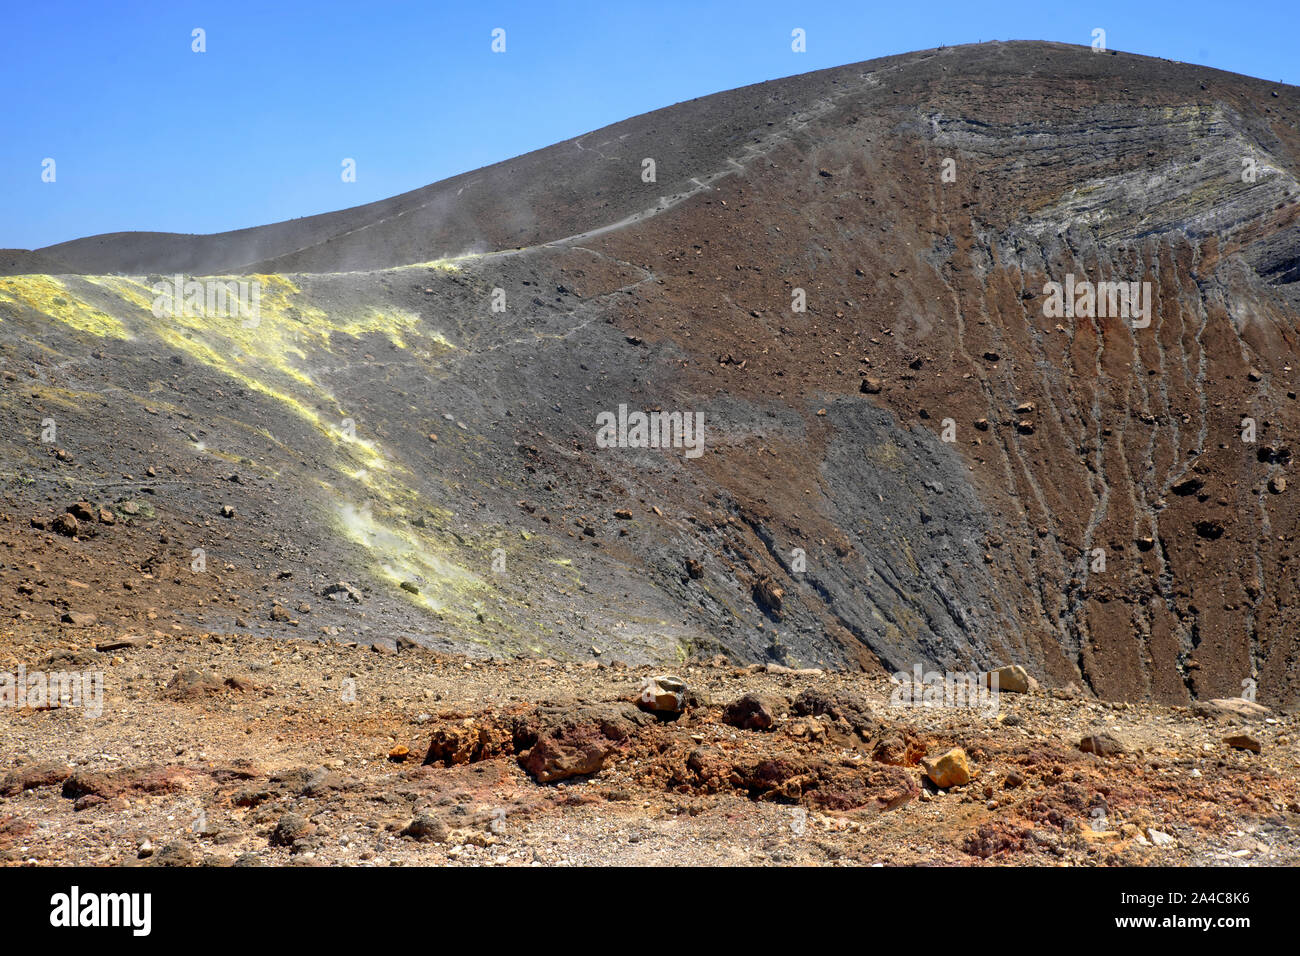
13, 41, 1298, 277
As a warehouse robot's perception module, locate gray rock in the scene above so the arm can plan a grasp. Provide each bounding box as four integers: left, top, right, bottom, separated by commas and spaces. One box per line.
270, 813, 313, 847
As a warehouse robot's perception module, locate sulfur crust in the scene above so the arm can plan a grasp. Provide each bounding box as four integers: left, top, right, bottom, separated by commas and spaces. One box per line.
0, 268, 486, 617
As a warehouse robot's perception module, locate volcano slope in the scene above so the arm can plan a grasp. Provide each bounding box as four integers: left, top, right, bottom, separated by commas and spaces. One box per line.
3, 40, 1300, 710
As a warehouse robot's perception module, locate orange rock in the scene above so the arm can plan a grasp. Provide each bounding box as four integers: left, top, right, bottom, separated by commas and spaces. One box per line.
923, 748, 971, 788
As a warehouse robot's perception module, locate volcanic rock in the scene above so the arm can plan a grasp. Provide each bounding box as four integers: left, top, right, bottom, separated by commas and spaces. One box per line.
424, 720, 512, 766
1192, 698, 1271, 720
984, 664, 1033, 694
1223, 733, 1262, 753
51, 514, 78, 537
923, 748, 972, 788
322, 582, 362, 603
163, 668, 224, 699
722, 694, 778, 731
637, 675, 688, 714
270, 813, 314, 847
400, 815, 450, 843
1079, 732, 1127, 757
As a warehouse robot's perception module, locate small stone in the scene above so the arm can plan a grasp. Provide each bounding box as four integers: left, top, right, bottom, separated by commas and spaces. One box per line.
323, 582, 362, 603
1079, 731, 1126, 757
637, 675, 688, 714
1223, 733, 1261, 753
270, 813, 313, 847
95, 639, 137, 652
722, 694, 777, 731
163, 668, 224, 699
984, 664, 1032, 694
400, 815, 449, 843
1148, 829, 1176, 847
1192, 698, 1270, 720
150, 842, 195, 867
52, 513, 79, 537
923, 748, 971, 788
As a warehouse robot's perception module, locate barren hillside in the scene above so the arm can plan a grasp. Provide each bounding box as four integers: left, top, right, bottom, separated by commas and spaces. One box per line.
3, 40, 1300, 708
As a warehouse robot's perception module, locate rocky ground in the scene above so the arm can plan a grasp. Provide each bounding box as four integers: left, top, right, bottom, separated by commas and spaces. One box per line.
2, 624, 1295, 867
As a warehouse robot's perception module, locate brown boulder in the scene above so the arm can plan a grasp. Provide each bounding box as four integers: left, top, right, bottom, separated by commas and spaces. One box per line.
516, 703, 650, 783
149, 842, 196, 867
1079, 731, 1127, 757
61, 770, 121, 802
52, 513, 79, 537
424, 720, 512, 766
0, 762, 69, 796
163, 668, 224, 699
752, 576, 784, 615
522, 731, 616, 783
400, 815, 450, 843
270, 813, 314, 847
1223, 733, 1262, 753
722, 694, 777, 731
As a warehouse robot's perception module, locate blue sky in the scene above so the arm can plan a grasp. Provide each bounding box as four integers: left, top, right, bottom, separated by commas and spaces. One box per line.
3, 0, 1296, 249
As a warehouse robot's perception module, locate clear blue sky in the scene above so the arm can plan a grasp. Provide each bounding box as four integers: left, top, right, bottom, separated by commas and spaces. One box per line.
3, 0, 1296, 250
